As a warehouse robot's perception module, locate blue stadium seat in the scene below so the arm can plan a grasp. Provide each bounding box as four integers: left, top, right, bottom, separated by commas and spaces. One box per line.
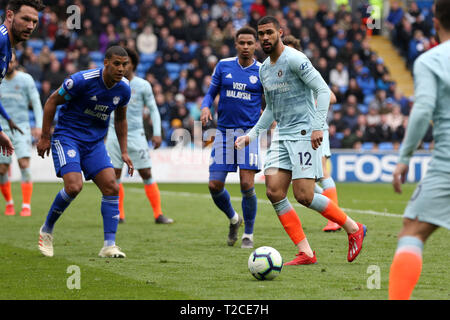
333, 103, 341, 111
335, 132, 344, 140
53, 50, 66, 61
189, 42, 199, 54
174, 42, 184, 52
358, 104, 369, 114
422, 142, 431, 150
169, 71, 179, 80
89, 51, 103, 61
362, 142, 374, 150
378, 142, 394, 151
140, 53, 156, 64
165, 63, 182, 74
28, 39, 44, 52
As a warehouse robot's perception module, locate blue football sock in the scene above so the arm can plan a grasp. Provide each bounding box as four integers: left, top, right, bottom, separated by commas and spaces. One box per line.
241, 187, 257, 235
42, 188, 74, 234
210, 188, 236, 220
101, 195, 120, 247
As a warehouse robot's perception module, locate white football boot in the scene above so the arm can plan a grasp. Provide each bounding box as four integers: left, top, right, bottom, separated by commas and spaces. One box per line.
98, 245, 126, 258
39, 226, 54, 257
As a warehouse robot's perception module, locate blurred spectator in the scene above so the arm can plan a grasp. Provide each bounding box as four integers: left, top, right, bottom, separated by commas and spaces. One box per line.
147, 55, 168, 84
40, 80, 52, 106
79, 20, 99, 51
24, 53, 43, 81
329, 61, 349, 89
43, 60, 66, 91
99, 24, 119, 53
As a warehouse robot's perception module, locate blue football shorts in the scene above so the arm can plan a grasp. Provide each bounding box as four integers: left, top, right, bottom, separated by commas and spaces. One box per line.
209, 127, 261, 173
51, 134, 113, 180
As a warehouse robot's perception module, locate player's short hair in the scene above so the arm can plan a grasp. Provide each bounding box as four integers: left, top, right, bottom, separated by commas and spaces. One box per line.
6, 0, 45, 13
235, 26, 257, 41
283, 35, 301, 50
105, 46, 128, 60
257, 16, 280, 29
125, 48, 139, 71
436, 0, 450, 30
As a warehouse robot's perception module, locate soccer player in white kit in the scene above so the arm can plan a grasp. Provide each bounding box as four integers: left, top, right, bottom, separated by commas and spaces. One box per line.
236, 16, 367, 265
389, 0, 450, 300
105, 48, 173, 224
0, 50, 42, 216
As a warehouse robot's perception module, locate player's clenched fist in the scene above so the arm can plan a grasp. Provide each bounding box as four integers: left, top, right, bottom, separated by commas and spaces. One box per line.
235, 135, 250, 150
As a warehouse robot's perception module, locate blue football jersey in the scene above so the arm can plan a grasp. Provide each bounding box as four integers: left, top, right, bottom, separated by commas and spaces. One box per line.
201, 57, 263, 129
0, 25, 12, 85
54, 68, 131, 142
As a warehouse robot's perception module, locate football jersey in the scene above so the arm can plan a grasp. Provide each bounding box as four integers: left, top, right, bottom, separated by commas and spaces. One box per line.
55, 68, 131, 142
0, 71, 42, 129
399, 39, 450, 172
0, 25, 12, 85
201, 57, 263, 129
108, 75, 161, 135
249, 46, 329, 141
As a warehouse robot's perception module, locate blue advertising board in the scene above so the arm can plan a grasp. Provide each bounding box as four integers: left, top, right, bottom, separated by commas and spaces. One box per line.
329, 150, 432, 183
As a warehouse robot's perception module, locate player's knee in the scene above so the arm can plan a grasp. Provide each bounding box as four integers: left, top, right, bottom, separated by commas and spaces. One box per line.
240, 181, 254, 192
65, 183, 83, 198
103, 180, 119, 196
208, 180, 224, 194
266, 188, 286, 203
294, 192, 314, 207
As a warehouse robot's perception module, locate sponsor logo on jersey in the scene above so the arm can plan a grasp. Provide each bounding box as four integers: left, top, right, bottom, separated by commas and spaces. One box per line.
226, 73, 233, 79
300, 62, 309, 70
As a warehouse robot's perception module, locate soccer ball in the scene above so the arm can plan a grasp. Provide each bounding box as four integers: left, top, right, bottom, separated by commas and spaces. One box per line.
248, 246, 283, 280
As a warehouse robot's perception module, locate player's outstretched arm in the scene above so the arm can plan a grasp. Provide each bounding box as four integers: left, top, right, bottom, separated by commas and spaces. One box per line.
114, 106, 134, 176
37, 87, 66, 158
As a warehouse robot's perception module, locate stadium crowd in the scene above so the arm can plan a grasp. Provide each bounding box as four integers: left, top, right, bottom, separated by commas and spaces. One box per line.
0, 0, 434, 150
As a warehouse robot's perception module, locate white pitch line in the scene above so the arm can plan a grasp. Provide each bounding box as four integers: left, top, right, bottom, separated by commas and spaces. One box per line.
127, 188, 403, 218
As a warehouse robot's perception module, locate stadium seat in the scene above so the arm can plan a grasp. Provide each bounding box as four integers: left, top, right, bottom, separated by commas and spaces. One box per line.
89, 51, 103, 61
333, 103, 341, 111
361, 142, 374, 150
140, 53, 157, 64
358, 104, 369, 114
189, 43, 199, 54
28, 39, 44, 53
166, 63, 182, 74
422, 142, 431, 150
335, 132, 344, 140
378, 142, 394, 151
53, 50, 66, 62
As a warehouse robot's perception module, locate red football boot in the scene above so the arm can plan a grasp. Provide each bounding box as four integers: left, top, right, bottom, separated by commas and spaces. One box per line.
348, 223, 367, 262
284, 251, 317, 265
4, 203, 15, 216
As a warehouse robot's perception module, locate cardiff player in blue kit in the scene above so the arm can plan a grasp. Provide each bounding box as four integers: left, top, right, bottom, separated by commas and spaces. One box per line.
0, 0, 44, 158
37, 46, 133, 258
201, 26, 264, 249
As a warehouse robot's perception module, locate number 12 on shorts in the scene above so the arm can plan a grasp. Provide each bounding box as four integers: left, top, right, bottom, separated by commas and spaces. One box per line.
299, 152, 312, 166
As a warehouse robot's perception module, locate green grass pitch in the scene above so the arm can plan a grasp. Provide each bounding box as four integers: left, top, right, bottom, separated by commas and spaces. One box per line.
0, 182, 448, 300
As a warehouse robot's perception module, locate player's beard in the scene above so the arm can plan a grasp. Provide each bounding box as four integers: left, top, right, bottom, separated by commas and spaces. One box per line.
262, 36, 279, 54
11, 20, 31, 43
